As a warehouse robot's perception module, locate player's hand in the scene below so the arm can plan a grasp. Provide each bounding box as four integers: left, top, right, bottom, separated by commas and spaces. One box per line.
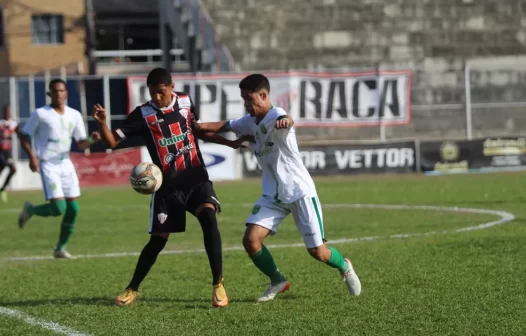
90, 131, 101, 141
92, 104, 107, 123
276, 116, 293, 129
230, 138, 247, 149
230, 135, 255, 149
29, 156, 39, 173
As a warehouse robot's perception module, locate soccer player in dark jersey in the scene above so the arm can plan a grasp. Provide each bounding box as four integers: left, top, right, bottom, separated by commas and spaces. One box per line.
92, 68, 248, 308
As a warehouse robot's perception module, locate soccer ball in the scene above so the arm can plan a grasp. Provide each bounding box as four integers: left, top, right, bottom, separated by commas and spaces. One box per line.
129, 162, 163, 195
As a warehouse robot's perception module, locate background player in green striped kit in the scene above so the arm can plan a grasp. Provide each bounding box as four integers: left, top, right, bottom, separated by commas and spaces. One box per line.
196, 74, 362, 301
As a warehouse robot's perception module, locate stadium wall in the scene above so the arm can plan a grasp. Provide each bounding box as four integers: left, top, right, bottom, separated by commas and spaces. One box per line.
5, 136, 526, 191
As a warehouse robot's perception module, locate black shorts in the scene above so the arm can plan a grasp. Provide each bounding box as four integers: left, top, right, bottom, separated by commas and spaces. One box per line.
149, 180, 221, 233
0, 150, 13, 166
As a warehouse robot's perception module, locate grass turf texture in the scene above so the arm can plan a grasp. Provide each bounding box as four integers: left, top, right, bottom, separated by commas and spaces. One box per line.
0, 173, 525, 336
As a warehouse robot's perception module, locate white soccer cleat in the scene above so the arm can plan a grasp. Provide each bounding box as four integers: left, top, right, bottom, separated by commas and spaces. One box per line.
342, 258, 361, 296
18, 201, 33, 229
53, 249, 72, 259
257, 280, 290, 302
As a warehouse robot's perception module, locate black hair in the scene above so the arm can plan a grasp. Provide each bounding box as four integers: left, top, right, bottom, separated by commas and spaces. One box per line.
49, 79, 67, 90
147, 68, 172, 86
239, 74, 270, 92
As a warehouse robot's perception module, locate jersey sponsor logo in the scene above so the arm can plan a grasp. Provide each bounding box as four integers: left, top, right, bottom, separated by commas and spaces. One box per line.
164, 143, 195, 164
158, 131, 189, 147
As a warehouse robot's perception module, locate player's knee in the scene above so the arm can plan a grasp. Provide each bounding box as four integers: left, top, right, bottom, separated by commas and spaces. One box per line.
8, 165, 16, 174
197, 206, 218, 229
148, 234, 168, 253
307, 246, 330, 262
50, 199, 67, 216
242, 231, 262, 255
66, 200, 79, 217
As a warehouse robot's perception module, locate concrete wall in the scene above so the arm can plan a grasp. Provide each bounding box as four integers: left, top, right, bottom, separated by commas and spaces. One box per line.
201, 0, 526, 141
202, 0, 526, 71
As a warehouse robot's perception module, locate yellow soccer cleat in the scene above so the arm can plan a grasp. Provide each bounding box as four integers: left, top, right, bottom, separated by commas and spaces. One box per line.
212, 279, 229, 308
114, 288, 140, 306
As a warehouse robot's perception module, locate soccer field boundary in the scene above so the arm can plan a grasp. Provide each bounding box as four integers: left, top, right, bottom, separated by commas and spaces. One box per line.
0, 204, 515, 263
0, 307, 92, 336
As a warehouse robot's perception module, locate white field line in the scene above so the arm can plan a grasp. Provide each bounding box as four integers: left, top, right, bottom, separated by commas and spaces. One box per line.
0, 307, 92, 336
0, 204, 515, 263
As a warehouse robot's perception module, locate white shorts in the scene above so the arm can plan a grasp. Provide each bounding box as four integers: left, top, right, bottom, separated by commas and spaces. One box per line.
39, 159, 80, 200
246, 195, 325, 248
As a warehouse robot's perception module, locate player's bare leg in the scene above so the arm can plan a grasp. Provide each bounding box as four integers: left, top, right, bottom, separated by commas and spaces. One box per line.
307, 244, 361, 296
243, 224, 290, 302
194, 202, 228, 308
115, 232, 169, 306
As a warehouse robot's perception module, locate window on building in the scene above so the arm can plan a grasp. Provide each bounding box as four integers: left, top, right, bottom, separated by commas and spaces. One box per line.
31, 14, 64, 45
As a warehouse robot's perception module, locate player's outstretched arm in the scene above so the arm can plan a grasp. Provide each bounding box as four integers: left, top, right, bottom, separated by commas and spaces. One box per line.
193, 121, 230, 134
195, 131, 251, 149
92, 104, 121, 149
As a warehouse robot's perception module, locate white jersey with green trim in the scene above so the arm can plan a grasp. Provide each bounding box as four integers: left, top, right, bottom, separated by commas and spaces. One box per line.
22, 105, 87, 161
227, 106, 316, 203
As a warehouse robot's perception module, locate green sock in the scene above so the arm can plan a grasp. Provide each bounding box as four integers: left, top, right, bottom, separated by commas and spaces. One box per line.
29, 200, 67, 217
326, 247, 349, 273
55, 201, 79, 251
251, 245, 287, 284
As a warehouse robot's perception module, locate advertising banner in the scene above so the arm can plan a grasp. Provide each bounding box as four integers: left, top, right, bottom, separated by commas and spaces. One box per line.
71, 148, 142, 186
242, 141, 416, 177
127, 71, 412, 127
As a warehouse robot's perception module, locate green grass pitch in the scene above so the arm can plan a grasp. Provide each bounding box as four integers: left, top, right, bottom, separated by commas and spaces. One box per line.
0, 173, 525, 336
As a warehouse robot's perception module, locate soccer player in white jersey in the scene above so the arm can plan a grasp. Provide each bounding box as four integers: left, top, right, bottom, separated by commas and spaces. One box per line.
17, 79, 100, 259
196, 74, 361, 301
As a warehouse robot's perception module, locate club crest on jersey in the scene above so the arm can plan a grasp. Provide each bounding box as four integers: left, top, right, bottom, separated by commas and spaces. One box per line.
157, 213, 168, 224
158, 131, 189, 147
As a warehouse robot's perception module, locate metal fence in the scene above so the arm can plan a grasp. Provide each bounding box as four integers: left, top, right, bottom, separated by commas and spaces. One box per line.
2, 61, 525, 161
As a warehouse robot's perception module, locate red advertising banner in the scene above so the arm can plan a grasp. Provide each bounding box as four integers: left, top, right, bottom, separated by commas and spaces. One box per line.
71, 148, 142, 187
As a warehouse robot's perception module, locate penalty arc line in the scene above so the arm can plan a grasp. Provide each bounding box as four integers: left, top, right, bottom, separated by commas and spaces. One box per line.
0, 307, 92, 336
0, 203, 515, 263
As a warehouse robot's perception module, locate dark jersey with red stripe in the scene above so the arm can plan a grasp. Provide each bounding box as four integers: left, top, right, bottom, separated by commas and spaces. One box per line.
115, 92, 208, 186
